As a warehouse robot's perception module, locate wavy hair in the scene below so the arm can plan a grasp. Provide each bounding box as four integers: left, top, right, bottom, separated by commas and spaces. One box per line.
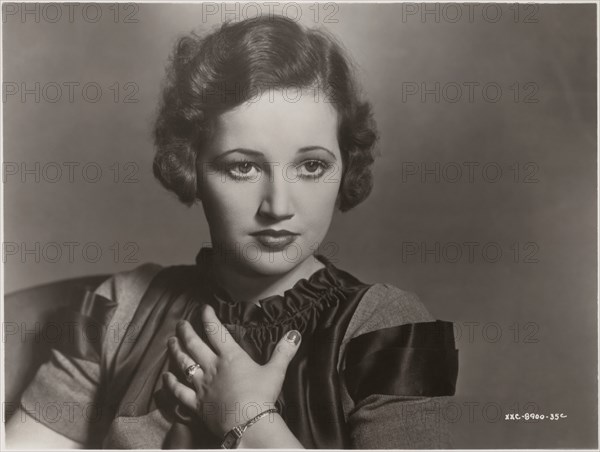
153, 16, 378, 212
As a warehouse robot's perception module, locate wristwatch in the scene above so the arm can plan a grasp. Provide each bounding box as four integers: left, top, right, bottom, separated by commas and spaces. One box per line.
220, 408, 279, 449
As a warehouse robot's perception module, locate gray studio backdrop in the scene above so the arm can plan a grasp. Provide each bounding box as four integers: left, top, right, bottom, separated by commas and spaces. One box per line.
3, 2, 597, 448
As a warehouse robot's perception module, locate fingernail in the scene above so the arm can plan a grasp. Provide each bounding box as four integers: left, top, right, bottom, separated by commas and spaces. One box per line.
285, 330, 301, 346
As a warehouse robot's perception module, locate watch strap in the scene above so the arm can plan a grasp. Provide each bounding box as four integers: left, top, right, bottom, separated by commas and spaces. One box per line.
220, 408, 279, 449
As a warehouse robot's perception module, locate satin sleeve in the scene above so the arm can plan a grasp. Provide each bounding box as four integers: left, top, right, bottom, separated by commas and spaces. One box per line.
343, 321, 458, 402
339, 284, 459, 448
18, 264, 161, 445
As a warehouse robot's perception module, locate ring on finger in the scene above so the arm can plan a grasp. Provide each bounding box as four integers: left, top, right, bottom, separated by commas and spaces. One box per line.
184, 363, 202, 382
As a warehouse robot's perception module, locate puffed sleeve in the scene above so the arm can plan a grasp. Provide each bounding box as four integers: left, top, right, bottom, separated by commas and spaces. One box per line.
18, 263, 161, 445
339, 283, 459, 449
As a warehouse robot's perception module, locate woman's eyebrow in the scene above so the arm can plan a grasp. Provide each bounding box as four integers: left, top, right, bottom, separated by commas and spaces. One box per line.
217, 146, 337, 159
298, 146, 337, 159
217, 148, 263, 158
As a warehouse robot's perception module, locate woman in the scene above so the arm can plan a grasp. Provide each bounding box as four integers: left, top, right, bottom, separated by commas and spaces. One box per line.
7, 16, 458, 449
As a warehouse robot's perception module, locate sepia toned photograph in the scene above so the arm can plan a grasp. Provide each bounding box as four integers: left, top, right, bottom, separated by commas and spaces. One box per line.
1, 1, 597, 450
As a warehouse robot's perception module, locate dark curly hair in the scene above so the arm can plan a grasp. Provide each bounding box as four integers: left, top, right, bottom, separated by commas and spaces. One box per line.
153, 16, 378, 212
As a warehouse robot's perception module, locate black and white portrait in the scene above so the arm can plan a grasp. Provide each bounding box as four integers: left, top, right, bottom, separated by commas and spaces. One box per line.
2, 1, 597, 450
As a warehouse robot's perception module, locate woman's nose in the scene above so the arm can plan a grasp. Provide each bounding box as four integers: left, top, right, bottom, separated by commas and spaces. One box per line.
257, 168, 294, 220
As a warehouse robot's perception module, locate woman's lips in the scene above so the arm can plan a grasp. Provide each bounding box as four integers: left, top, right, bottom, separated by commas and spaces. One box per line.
251, 233, 297, 250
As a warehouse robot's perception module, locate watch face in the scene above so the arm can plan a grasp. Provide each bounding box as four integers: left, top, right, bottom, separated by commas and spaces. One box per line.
222, 431, 240, 449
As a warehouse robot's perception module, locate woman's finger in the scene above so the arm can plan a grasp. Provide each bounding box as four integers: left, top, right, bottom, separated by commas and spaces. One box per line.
201, 304, 244, 356
167, 336, 204, 378
266, 330, 302, 376
163, 372, 197, 410
176, 320, 218, 365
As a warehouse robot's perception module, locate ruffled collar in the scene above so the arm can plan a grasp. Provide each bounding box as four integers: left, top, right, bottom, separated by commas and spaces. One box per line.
193, 246, 344, 326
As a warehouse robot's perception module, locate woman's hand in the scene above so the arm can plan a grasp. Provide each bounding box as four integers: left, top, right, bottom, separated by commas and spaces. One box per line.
163, 304, 302, 437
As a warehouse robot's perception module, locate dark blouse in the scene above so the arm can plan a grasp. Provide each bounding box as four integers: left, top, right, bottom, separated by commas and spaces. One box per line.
20, 247, 458, 449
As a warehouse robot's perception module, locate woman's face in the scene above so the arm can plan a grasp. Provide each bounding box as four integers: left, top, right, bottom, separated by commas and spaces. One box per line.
197, 89, 342, 276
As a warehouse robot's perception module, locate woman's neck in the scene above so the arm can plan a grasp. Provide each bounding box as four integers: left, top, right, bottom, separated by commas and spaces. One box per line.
211, 253, 326, 305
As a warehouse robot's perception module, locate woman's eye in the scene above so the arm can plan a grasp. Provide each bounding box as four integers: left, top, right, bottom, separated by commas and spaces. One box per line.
227, 161, 260, 180
297, 160, 330, 178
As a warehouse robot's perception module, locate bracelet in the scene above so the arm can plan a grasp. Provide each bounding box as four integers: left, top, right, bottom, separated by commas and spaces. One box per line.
220, 407, 279, 449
